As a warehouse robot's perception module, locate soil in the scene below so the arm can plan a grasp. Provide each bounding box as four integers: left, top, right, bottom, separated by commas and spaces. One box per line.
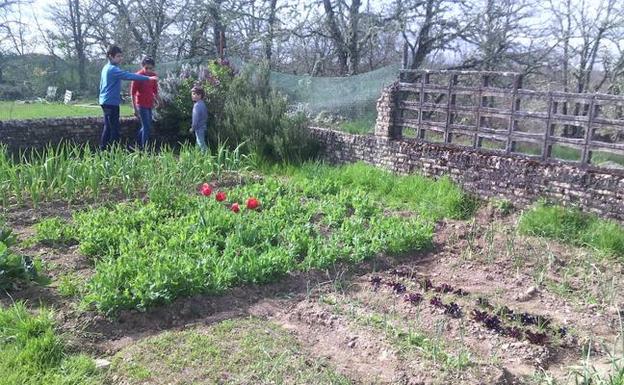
2, 201, 623, 384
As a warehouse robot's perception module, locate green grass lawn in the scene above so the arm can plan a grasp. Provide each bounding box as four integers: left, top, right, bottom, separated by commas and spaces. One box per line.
0, 100, 134, 120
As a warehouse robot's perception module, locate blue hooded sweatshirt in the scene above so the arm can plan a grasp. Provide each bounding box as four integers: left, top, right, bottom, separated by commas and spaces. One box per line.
99, 62, 151, 106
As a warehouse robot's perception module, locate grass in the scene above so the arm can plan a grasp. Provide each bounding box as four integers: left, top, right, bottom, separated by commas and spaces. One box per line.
0, 302, 101, 385
0, 100, 134, 120
518, 202, 624, 259
338, 112, 376, 135
110, 317, 352, 384
0, 143, 250, 208
513, 143, 624, 167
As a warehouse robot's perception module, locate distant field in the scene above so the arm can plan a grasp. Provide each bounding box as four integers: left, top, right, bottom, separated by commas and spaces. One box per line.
0, 101, 134, 120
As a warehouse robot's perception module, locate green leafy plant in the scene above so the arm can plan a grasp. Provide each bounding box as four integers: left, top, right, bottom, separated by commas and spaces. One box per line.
68, 163, 472, 314
0, 220, 38, 290
33, 217, 77, 246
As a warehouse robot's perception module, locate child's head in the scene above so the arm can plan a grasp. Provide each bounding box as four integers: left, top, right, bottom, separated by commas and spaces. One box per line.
191, 86, 205, 102
107, 45, 123, 64
141, 56, 155, 71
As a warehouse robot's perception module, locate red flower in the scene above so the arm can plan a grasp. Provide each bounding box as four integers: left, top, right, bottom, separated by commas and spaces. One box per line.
215, 191, 226, 202
231, 203, 240, 213
246, 197, 260, 210
200, 183, 212, 196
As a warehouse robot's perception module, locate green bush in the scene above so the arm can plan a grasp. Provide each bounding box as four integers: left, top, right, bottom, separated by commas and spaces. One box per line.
518, 201, 624, 258
157, 60, 318, 163
215, 63, 318, 163
157, 59, 235, 135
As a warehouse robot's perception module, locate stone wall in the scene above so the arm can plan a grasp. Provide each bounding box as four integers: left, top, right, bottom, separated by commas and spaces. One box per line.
0, 116, 180, 153
310, 127, 624, 221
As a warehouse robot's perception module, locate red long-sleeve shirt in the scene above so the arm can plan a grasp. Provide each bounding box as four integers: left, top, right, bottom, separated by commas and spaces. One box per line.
130, 69, 158, 109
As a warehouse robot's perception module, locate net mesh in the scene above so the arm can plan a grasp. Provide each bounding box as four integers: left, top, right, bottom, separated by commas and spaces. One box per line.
0, 55, 399, 125
268, 63, 400, 119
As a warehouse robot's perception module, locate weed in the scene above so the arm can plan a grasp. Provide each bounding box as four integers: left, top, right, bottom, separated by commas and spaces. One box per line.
57, 273, 83, 298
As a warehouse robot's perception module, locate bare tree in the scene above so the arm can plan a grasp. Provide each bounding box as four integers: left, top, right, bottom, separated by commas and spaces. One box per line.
0, 0, 32, 83
106, 0, 186, 60
394, 0, 467, 70
47, 0, 105, 89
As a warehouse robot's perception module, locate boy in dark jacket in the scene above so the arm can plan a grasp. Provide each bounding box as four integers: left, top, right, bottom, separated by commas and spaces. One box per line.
99, 45, 157, 150
130, 56, 159, 149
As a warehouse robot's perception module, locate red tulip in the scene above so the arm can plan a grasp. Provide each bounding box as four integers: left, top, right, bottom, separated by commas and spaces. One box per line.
215, 191, 226, 202
231, 203, 240, 213
200, 183, 212, 196
246, 197, 260, 210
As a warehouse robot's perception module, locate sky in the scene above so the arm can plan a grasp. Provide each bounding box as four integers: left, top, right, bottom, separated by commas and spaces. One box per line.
6, 0, 623, 59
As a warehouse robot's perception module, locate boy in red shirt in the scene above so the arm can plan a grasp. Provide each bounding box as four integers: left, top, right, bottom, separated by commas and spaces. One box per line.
130, 56, 159, 149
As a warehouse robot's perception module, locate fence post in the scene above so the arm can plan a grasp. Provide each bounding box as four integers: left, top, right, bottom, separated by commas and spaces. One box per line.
474, 74, 489, 148
374, 82, 401, 139
581, 96, 597, 164
417, 72, 429, 140
444, 74, 458, 144
505, 74, 523, 153
542, 93, 555, 160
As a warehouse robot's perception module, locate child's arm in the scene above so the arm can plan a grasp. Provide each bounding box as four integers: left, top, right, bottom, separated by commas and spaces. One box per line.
153, 75, 160, 107
111, 66, 156, 81
130, 81, 138, 112
191, 103, 199, 132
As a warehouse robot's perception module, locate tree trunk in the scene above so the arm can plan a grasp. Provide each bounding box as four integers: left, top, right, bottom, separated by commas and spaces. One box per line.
209, 0, 226, 58
322, 0, 349, 75
264, 0, 277, 67
347, 0, 361, 75
409, 0, 434, 69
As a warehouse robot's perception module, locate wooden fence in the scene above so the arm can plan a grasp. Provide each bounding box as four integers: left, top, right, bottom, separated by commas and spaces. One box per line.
395, 70, 624, 166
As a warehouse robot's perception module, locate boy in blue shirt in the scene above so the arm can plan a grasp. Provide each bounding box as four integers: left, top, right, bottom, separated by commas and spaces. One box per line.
99, 45, 158, 150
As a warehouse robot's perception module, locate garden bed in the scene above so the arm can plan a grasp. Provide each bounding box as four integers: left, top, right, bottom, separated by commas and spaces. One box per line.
1, 146, 623, 384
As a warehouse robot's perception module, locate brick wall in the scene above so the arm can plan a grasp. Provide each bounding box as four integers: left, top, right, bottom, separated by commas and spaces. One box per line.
310, 127, 624, 222
0, 116, 180, 153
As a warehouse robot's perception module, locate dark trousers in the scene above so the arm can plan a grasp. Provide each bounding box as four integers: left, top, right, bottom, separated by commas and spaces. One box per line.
100, 104, 120, 150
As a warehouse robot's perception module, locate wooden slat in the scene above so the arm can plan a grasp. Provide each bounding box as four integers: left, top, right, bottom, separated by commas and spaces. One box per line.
549, 136, 585, 148
542, 94, 555, 160
417, 73, 429, 139
506, 75, 522, 153
394, 70, 624, 163
590, 141, 624, 151
400, 69, 521, 76
581, 96, 596, 164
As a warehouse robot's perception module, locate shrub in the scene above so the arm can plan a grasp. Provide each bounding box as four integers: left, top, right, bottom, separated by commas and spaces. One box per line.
157, 59, 235, 135
218, 64, 318, 163
157, 59, 318, 163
